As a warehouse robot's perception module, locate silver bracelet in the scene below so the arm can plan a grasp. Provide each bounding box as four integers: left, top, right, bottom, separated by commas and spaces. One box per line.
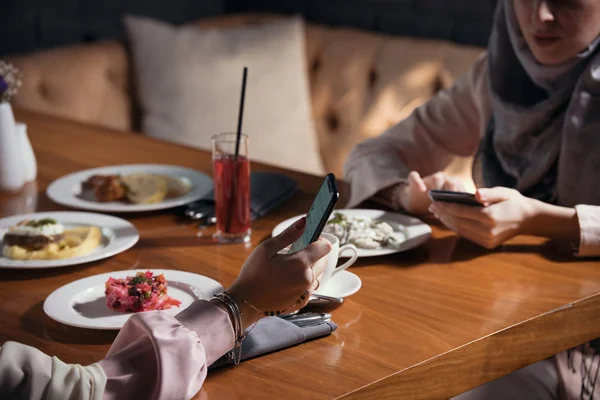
212, 292, 245, 365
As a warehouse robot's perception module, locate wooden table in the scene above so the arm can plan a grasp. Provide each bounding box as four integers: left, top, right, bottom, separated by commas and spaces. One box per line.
1, 110, 600, 399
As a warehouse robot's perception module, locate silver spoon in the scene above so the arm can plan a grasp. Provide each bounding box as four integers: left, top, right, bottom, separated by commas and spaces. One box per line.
310, 293, 344, 304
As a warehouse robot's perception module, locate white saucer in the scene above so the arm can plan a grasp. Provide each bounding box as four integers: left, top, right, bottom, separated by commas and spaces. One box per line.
47, 164, 212, 213
44, 269, 223, 330
273, 209, 431, 258
313, 270, 362, 299
0, 212, 139, 269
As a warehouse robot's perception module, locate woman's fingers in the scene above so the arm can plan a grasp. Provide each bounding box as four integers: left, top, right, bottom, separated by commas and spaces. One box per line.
441, 176, 467, 192
408, 171, 427, 192
296, 239, 332, 266
442, 179, 459, 191
404, 170, 472, 215
311, 255, 328, 278
430, 202, 491, 225
410, 171, 469, 193
436, 213, 495, 248
476, 187, 514, 204
422, 172, 445, 189
432, 172, 445, 188
263, 217, 306, 256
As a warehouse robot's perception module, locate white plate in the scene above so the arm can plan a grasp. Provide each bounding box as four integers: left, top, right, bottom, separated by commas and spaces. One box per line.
0, 212, 139, 269
44, 269, 223, 330
272, 209, 431, 258
47, 164, 212, 212
313, 270, 361, 299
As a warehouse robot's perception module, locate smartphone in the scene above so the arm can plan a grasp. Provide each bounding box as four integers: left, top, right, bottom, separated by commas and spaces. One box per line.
428, 189, 483, 207
288, 173, 339, 254
183, 199, 215, 221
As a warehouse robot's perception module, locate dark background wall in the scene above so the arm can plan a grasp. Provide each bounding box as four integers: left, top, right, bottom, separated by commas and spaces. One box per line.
0, 0, 497, 56
228, 0, 498, 46
0, 0, 226, 55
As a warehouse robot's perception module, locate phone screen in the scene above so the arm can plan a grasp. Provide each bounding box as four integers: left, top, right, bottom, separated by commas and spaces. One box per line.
288, 174, 338, 254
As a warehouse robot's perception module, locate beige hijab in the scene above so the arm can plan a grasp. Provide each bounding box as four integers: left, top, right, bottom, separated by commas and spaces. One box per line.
479, 0, 600, 207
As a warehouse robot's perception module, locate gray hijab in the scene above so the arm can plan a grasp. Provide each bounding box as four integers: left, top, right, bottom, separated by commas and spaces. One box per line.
479, 0, 600, 207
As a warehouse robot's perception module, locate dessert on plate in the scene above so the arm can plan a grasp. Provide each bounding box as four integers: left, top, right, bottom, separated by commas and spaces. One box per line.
105, 270, 181, 313
2, 218, 102, 260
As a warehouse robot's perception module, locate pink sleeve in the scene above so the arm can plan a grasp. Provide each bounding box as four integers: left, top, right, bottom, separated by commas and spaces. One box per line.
0, 341, 106, 400
575, 205, 600, 257
343, 53, 491, 208
98, 300, 234, 400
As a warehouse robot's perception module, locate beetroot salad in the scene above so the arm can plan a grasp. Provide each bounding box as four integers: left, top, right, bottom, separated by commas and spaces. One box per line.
105, 271, 181, 313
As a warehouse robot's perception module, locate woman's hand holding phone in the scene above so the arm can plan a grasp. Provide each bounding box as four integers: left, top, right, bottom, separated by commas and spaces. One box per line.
394, 171, 469, 214
226, 218, 331, 329
429, 187, 538, 249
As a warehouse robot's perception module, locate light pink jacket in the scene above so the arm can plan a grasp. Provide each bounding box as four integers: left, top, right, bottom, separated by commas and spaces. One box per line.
0, 300, 234, 400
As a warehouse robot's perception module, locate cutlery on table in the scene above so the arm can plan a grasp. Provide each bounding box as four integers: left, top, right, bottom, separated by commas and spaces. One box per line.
280, 312, 332, 328
310, 293, 344, 304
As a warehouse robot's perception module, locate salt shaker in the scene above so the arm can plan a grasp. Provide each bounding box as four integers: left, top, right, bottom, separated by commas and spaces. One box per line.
15, 122, 37, 182
0, 102, 25, 192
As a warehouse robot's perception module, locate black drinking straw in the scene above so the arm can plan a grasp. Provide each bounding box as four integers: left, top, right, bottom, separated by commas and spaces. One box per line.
225, 66, 248, 234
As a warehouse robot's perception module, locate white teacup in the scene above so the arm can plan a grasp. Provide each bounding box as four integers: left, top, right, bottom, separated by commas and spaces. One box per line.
317, 233, 359, 290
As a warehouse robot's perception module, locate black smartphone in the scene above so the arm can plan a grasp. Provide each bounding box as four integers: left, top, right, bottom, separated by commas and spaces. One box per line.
288, 173, 339, 254
428, 189, 483, 207
183, 199, 215, 221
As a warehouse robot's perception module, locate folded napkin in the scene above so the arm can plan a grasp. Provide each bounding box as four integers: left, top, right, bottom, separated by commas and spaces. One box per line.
209, 316, 337, 369
184, 172, 297, 221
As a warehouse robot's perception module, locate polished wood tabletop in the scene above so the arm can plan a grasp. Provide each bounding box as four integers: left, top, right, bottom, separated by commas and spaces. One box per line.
1, 110, 600, 399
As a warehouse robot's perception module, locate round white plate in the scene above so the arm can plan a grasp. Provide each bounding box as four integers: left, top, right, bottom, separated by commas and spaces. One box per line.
0, 212, 139, 269
44, 269, 223, 330
47, 164, 212, 212
272, 209, 432, 258
313, 270, 361, 299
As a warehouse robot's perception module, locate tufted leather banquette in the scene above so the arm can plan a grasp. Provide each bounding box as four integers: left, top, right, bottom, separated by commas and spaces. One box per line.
7, 14, 484, 178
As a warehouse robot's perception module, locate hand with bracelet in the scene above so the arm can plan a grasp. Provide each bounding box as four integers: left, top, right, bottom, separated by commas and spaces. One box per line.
211, 216, 331, 332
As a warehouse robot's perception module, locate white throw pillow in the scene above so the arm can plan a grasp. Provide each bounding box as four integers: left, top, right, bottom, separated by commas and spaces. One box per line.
125, 15, 323, 176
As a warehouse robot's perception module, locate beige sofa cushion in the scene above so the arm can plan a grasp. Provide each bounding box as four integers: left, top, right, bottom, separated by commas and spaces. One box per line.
125, 15, 323, 176
7, 42, 132, 132
8, 14, 484, 178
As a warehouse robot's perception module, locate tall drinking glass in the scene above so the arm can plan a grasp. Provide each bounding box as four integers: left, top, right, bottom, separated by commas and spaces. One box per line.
212, 133, 251, 243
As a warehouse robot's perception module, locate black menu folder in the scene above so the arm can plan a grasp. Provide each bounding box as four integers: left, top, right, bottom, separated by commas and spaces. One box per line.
184, 171, 298, 221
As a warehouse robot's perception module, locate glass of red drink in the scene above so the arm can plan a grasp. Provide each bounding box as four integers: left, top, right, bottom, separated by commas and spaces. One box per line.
212, 133, 251, 243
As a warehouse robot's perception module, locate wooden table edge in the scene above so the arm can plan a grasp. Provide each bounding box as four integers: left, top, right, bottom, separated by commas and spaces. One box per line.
338, 292, 600, 400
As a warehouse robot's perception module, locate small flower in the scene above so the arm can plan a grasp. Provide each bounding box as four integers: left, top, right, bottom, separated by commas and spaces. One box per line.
0, 61, 22, 103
